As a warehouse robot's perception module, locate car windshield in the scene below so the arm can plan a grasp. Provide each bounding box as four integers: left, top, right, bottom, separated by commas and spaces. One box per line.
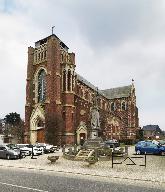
6, 144, 17, 149
17, 145, 27, 148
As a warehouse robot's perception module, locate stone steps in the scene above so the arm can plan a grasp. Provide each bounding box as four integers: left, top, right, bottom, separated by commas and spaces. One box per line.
75, 149, 95, 160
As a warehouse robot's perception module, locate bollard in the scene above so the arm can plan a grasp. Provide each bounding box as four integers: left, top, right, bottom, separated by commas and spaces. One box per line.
94, 149, 98, 160
68, 147, 73, 155
62, 145, 66, 154
125, 145, 128, 156
74, 144, 77, 155
112, 152, 114, 168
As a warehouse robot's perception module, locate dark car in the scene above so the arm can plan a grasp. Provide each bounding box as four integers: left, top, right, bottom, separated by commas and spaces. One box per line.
135, 141, 165, 155
6, 144, 25, 158
0, 145, 20, 159
104, 139, 120, 148
35, 143, 57, 153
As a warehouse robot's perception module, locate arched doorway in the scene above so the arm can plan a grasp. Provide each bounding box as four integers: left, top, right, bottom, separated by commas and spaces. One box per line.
36, 120, 45, 143
30, 105, 45, 144
79, 133, 86, 146
76, 121, 87, 145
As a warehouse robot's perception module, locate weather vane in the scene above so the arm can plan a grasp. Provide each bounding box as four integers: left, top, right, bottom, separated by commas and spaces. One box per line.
52, 26, 55, 35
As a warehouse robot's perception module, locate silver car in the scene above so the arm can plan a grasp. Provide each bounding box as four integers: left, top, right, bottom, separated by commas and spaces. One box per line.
0, 145, 20, 160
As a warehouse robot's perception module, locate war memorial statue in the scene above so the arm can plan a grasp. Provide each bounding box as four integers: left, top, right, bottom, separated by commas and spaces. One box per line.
90, 106, 100, 139
83, 89, 103, 148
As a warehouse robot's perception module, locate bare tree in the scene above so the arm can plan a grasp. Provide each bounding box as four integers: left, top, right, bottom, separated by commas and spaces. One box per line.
45, 114, 64, 146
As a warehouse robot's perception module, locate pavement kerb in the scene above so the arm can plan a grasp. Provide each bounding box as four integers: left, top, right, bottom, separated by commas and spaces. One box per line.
0, 164, 164, 184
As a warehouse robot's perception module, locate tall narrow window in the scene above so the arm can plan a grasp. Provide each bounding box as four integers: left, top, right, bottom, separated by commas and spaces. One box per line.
44, 50, 47, 59
63, 70, 66, 91
111, 102, 115, 111
121, 101, 127, 110
72, 72, 75, 90
38, 69, 46, 102
67, 70, 71, 91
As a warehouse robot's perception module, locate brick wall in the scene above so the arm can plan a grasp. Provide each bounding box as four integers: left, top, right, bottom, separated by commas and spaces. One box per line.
25, 34, 139, 145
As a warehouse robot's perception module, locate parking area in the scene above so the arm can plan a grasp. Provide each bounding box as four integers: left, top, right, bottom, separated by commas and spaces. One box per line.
0, 146, 164, 183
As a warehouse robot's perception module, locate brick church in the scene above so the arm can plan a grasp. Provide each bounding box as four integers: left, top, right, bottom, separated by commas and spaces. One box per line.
25, 34, 139, 145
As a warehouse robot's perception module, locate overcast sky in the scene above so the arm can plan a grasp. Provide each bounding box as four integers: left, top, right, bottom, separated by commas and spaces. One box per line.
0, 0, 165, 130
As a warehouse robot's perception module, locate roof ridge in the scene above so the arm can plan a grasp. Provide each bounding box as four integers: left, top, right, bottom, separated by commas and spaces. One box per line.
102, 85, 132, 91
76, 73, 132, 100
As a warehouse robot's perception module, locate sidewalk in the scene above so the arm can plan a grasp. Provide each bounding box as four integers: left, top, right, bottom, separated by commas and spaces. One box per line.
0, 147, 164, 184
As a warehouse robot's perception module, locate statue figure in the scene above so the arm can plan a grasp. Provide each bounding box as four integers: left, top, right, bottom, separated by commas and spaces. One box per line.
91, 107, 100, 130
90, 88, 100, 130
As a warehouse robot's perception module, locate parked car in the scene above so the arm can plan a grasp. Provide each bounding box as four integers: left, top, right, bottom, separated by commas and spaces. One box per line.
35, 143, 57, 153
158, 140, 165, 146
16, 144, 41, 156
26, 144, 43, 155
16, 144, 31, 156
135, 141, 165, 155
0, 145, 20, 159
104, 139, 120, 148
6, 144, 25, 158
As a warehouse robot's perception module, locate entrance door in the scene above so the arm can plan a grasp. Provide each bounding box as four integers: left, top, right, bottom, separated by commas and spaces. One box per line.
37, 128, 45, 143
79, 133, 86, 146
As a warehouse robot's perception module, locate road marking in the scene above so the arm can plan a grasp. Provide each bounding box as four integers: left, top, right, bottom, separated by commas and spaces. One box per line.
0, 181, 48, 192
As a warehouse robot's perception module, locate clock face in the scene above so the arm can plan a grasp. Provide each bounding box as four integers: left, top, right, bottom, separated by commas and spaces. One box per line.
38, 69, 46, 102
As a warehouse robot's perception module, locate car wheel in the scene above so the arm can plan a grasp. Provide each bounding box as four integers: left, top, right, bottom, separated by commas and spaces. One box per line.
136, 150, 141, 155
6, 155, 10, 160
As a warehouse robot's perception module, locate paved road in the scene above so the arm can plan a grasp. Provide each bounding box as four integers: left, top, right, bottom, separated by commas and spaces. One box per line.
0, 167, 164, 192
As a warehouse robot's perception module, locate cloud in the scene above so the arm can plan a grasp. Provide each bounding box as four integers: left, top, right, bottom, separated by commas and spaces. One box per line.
0, 0, 165, 130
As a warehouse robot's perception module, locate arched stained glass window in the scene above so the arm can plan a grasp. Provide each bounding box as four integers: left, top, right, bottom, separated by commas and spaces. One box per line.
38, 69, 46, 103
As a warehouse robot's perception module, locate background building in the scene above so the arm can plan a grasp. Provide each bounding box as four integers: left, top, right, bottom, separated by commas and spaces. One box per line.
25, 34, 139, 145
142, 125, 164, 140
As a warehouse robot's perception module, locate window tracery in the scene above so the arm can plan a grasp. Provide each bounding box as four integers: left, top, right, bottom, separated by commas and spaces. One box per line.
38, 69, 46, 103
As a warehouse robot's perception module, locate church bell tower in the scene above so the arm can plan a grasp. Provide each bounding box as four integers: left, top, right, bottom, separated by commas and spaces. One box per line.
25, 34, 76, 145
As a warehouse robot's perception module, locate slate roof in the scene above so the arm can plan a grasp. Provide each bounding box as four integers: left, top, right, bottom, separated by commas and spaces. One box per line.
101, 85, 132, 99
76, 73, 132, 100
142, 125, 161, 132
76, 73, 97, 92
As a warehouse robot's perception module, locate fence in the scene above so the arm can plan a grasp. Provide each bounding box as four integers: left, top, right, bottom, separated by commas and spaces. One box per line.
112, 152, 147, 168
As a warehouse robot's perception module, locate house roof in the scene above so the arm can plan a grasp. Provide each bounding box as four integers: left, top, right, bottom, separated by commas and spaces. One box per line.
142, 125, 161, 132
76, 73, 132, 100
101, 85, 132, 99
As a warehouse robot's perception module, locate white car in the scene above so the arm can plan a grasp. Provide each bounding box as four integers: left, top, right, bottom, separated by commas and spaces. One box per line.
26, 144, 43, 155
16, 144, 42, 156
16, 144, 31, 156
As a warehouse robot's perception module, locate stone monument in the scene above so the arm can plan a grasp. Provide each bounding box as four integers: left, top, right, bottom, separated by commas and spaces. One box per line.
90, 106, 100, 139
83, 89, 103, 149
